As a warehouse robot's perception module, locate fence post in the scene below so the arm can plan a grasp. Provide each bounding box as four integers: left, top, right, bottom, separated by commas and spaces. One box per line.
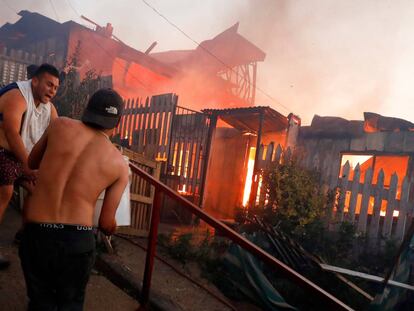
369, 169, 384, 242
395, 176, 410, 241
347, 164, 361, 223
383, 173, 398, 238
357, 167, 373, 233
337, 161, 350, 222
140, 189, 163, 308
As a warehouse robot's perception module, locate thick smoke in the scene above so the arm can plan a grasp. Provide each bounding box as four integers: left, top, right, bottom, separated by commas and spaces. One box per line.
2, 0, 414, 124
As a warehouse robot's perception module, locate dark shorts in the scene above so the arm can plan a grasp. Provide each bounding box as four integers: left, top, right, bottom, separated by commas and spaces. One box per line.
0, 148, 34, 186
19, 223, 96, 311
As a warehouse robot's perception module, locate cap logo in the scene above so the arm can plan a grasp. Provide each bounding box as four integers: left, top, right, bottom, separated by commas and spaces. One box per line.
105, 106, 118, 115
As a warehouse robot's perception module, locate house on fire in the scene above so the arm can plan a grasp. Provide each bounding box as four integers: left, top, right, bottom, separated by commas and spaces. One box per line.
114, 95, 299, 222
297, 112, 414, 190
0, 10, 276, 222
0, 10, 264, 110
2, 10, 412, 231
293, 112, 414, 240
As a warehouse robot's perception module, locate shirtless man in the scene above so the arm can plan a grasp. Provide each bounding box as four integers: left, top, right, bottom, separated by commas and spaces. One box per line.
0, 64, 59, 268
19, 88, 128, 311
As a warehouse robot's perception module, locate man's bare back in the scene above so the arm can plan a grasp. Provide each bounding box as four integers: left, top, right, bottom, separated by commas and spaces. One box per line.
24, 117, 128, 231
19, 88, 126, 310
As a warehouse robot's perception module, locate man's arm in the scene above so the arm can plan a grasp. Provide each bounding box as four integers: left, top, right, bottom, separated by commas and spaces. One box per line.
28, 105, 57, 169
99, 162, 129, 235
50, 103, 58, 120
28, 124, 50, 170
1, 90, 29, 166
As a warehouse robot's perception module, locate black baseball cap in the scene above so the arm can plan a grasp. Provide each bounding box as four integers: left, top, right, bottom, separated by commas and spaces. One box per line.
81, 88, 124, 129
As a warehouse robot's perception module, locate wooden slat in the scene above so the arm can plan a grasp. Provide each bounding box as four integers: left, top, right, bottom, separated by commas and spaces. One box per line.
130, 98, 138, 138
122, 148, 157, 168
140, 97, 149, 148
123, 98, 131, 139
394, 176, 410, 241
337, 161, 350, 222
357, 167, 373, 233
264, 142, 274, 170
369, 169, 384, 240
383, 173, 398, 237
191, 128, 203, 194
284, 147, 292, 164
158, 96, 168, 157
120, 99, 129, 138
135, 98, 144, 148
274, 144, 283, 164
179, 114, 191, 188
186, 140, 196, 193
130, 193, 153, 205
257, 144, 265, 169
347, 164, 360, 222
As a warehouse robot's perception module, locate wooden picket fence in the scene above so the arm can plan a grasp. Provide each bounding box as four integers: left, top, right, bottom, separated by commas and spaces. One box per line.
254, 142, 293, 207
114, 93, 212, 208
335, 161, 413, 242
114, 93, 178, 160
253, 142, 414, 242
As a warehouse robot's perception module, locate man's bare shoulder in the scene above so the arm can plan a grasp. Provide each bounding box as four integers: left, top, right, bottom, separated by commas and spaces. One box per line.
0, 88, 26, 109
49, 117, 81, 130
112, 147, 129, 176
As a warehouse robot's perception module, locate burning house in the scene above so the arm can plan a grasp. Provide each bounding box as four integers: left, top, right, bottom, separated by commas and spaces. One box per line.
0, 10, 296, 221
291, 112, 414, 240
0, 10, 265, 110
115, 94, 297, 222
297, 112, 414, 189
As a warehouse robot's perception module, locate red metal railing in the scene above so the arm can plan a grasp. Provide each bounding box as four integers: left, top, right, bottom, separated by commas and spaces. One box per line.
130, 162, 354, 311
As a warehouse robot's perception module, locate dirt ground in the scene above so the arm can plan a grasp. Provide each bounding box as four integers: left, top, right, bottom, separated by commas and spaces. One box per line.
113, 234, 233, 311
0, 207, 139, 311
113, 228, 262, 311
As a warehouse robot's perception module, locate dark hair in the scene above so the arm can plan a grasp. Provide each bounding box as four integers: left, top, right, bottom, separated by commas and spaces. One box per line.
33, 63, 60, 80
26, 64, 39, 79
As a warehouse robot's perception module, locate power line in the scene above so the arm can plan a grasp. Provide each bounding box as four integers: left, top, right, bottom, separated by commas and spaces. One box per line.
2, 0, 18, 15
48, 0, 60, 22
139, 0, 291, 113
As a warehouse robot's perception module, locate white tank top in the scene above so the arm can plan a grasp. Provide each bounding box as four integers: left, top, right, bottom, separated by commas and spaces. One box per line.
16, 80, 51, 153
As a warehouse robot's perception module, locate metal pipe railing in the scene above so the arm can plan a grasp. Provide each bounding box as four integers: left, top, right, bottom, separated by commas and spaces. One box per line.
130, 162, 354, 311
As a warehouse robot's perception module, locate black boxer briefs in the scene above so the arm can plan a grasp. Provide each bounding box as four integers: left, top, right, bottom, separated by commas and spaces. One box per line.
19, 223, 96, 311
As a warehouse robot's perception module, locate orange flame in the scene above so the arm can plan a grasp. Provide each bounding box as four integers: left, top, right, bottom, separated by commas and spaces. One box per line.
242, 147, 256, 207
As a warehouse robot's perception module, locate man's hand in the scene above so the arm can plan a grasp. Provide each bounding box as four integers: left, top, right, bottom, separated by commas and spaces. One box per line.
99, 220, 117, 236
20, 165, 37, 194
22, 165, 37, 180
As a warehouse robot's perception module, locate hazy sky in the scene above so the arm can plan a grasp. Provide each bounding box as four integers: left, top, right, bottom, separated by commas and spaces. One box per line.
1, 0, 414, 124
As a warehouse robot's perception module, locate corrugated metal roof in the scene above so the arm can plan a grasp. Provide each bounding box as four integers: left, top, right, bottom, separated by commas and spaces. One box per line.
203, 106, 288, 133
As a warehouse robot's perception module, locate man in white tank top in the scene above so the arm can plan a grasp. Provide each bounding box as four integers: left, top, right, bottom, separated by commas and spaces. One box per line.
0, 64, 59, 269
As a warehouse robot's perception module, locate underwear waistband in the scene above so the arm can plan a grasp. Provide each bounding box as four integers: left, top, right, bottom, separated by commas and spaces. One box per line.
25, 222, 94, 232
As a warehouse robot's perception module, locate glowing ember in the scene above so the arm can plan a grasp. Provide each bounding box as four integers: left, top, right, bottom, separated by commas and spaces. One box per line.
178, 184, 187, 194
242, 147, 256, 207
